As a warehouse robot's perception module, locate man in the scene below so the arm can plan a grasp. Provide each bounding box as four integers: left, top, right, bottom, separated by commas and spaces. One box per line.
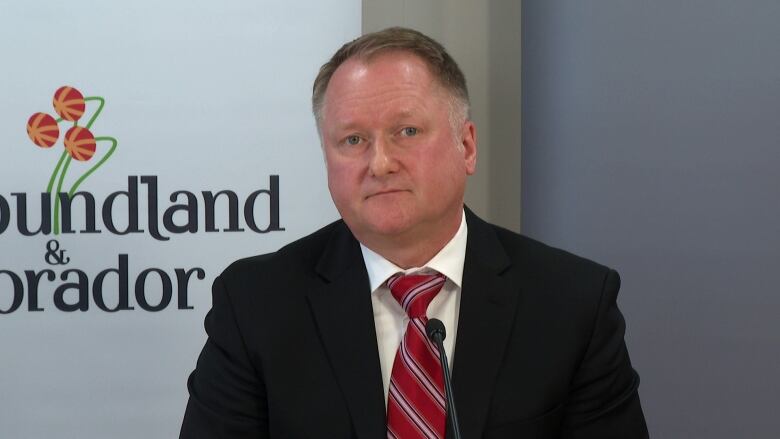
180, 27, 648, 438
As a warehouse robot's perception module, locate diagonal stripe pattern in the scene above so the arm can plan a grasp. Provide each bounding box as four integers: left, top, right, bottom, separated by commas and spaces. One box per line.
386, 272, 447, 439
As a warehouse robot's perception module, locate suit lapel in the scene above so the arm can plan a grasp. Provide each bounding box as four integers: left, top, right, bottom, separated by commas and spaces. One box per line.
451, 210, 520, 438
306, 223, 386, 439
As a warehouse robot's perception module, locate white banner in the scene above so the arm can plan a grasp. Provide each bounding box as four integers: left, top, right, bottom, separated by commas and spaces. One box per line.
0, 1, 359, 437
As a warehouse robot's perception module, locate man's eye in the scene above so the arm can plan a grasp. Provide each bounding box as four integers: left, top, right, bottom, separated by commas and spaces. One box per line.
345, 135, 361, 145
401, 127, 418, 136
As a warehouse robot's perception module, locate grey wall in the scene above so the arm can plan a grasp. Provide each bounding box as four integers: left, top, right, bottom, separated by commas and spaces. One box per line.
522, 1, 780, 437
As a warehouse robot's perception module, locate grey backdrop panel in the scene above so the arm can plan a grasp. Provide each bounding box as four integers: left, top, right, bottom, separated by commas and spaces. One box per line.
522, 1, 780, 437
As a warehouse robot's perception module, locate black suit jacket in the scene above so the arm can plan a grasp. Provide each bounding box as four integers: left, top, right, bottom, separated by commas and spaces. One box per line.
180, 209, 648, 438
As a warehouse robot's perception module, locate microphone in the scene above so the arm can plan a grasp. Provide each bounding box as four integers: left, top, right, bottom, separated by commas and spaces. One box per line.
426, 318, 462, 439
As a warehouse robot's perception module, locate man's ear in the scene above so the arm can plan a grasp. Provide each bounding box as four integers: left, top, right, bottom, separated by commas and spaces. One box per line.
461, 120, 477, 175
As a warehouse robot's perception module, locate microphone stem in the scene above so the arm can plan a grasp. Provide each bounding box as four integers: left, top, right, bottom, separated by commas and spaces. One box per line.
433, 336, 462, 439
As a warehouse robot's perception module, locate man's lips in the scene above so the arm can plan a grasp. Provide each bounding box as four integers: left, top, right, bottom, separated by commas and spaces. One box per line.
365, 189, 407, 199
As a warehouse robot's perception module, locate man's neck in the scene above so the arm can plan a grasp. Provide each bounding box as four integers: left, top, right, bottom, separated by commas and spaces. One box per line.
357, 210, 464, 269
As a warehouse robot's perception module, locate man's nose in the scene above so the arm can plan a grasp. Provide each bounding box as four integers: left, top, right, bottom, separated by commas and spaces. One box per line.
368, 137, 399, 177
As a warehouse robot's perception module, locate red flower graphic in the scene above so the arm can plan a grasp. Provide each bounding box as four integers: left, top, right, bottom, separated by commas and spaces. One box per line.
64, 126, 96, 161
53, 86, 86, 121
27, 112, 60, 148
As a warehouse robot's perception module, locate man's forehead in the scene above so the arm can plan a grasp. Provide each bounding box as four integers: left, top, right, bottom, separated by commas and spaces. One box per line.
333, 52, 432, 83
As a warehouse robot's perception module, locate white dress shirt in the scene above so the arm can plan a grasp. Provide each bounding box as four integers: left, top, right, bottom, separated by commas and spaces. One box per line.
359, 210, 467, 406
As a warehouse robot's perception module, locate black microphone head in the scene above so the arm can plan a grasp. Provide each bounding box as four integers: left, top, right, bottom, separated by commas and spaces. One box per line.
426, 318, 446, 341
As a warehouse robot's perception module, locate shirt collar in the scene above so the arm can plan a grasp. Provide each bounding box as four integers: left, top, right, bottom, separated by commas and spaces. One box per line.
360, 210, 468, 293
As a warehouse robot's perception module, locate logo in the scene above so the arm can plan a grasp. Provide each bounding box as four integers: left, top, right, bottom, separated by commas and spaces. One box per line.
26, 86, 117, 235
1, 86, 285, 314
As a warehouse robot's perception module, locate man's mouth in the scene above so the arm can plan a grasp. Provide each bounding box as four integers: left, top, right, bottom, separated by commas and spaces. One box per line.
366, 189, 406, 199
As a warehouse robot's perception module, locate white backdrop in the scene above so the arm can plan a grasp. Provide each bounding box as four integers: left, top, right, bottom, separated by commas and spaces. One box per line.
0, 1, 359, 437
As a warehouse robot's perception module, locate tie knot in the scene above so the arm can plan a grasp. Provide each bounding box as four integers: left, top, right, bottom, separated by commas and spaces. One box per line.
387, 272, 446, 319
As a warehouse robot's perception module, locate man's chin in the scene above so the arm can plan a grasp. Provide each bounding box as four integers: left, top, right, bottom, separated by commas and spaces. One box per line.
365, 218, 413, 237
346, 214, 416, 242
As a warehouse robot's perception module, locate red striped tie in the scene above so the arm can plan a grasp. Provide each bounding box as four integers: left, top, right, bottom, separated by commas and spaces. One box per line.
386, 272, 447, 439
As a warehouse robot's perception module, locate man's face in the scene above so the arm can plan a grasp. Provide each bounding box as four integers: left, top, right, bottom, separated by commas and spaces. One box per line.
319, 51, 477, 250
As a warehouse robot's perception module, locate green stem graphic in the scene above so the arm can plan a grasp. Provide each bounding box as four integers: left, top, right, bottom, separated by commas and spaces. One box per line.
84, 96, 104, 129
53, 156, 72, 235
46, 151, 68, 193
68, 136, 118, 196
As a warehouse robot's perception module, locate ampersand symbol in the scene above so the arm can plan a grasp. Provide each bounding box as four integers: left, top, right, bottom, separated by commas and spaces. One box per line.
45, 239, 70, 265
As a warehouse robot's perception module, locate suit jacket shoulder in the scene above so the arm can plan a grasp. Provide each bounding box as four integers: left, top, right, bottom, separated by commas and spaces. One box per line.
183, 219, 387, 439
487, 216, 611, 282
221, 219, 345, 287
453, 210, 648, 438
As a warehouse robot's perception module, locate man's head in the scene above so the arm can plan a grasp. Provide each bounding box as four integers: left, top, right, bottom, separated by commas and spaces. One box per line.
314, 27, 477, 267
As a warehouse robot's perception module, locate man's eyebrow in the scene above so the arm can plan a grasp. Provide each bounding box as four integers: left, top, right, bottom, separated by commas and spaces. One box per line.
331, 119, 361, 132
332, 109, 422, 128
393, 110, 416, 119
